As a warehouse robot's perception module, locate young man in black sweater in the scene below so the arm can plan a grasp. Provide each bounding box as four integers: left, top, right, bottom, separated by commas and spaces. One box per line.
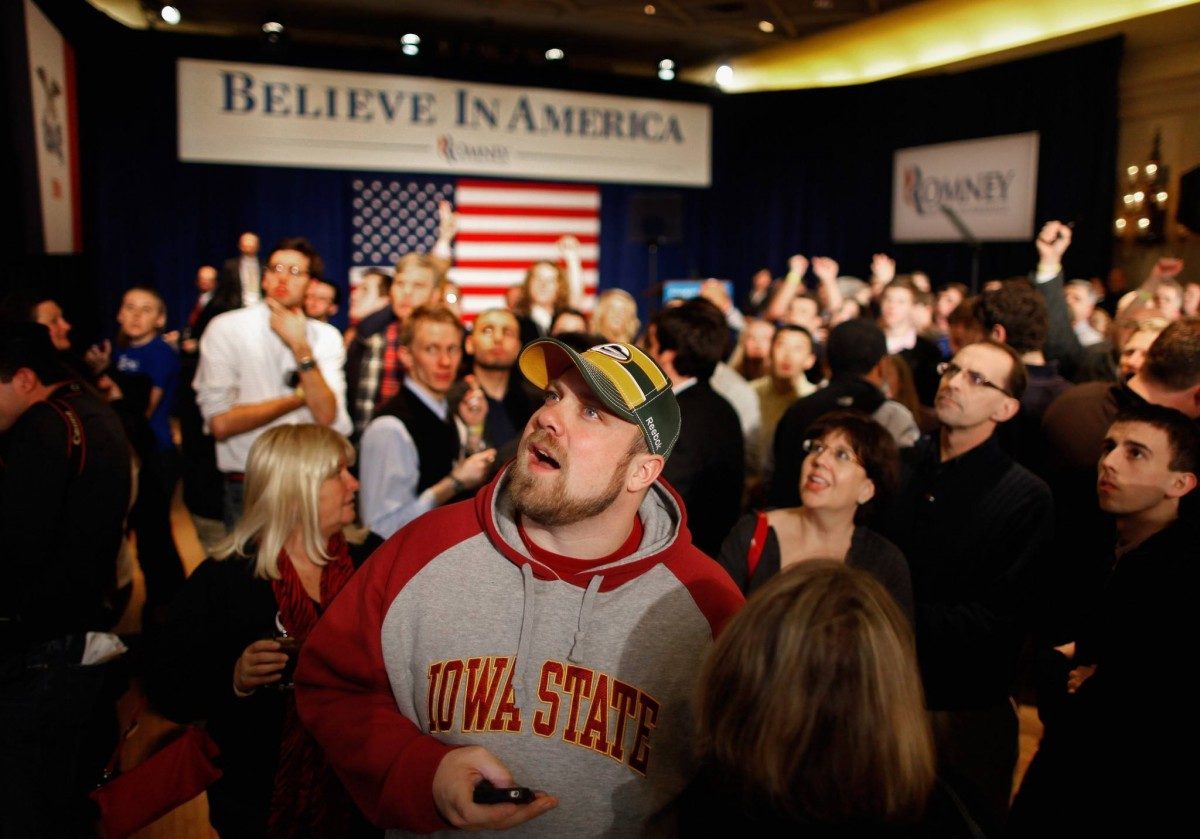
1012, 402, 1198, 832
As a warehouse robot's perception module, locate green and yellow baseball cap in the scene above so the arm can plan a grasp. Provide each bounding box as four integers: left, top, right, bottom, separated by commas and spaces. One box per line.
518, 338, 681, 458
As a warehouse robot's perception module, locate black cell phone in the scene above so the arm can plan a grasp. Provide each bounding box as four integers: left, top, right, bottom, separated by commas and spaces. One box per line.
473, 779, 534, 805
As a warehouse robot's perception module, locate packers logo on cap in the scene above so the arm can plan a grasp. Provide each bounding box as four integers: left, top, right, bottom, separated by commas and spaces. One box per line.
518, 337, 681, 459
594, 344, 633, 363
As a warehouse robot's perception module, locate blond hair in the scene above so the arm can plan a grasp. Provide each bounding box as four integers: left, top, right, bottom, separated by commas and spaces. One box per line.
698, 561, 935, 824
593, 289, 641, 343
213, 424, 354, 580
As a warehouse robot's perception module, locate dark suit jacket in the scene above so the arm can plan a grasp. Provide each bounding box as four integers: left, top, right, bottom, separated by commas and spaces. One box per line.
217, 256, 262, 305
662, 380, 745, 558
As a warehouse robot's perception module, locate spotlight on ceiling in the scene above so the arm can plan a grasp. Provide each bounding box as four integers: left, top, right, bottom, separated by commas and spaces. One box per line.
758, 20, 775, 33
401, 33, 420, 56
545, 48, 565, 61
715, 64, 734, 88
644, 4, 656, 14
262, 21, 284, 43
160, 5, 181, 25
658, 58, 675, 81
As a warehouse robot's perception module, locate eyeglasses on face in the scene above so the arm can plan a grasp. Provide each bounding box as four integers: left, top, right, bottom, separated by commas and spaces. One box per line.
937, 361, 1012, 397
801, 438, 861, 467
268, 263, 309, 277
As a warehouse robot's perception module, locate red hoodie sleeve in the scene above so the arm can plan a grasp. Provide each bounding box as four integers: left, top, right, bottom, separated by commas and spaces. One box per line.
295, 514, 467, 831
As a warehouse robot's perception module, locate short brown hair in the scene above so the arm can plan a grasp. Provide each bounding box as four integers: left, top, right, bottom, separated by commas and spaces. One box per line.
271, 237, 324, 280
805, 410, 899, 522
398, 305, 464, 348
976, 283, 1048, 354
1142, 317, 1200, 392
698, 562, 935, 824
970, 338, 1028, 400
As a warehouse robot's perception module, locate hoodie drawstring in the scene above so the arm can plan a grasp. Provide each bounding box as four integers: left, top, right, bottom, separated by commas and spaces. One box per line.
512, 563, 537, 700
568, 576, 602, 664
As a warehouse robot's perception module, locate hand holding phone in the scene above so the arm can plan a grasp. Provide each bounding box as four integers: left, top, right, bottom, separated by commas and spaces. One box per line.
473, 779, 534, 805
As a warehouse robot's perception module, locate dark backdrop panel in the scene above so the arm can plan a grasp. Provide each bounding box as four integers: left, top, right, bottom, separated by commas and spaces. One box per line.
702, 37, 1121, 300
34, 0, 1119, 340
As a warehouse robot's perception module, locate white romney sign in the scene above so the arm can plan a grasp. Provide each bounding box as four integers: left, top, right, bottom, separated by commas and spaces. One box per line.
178, 59, 711, 187
892, 132, 1039, 243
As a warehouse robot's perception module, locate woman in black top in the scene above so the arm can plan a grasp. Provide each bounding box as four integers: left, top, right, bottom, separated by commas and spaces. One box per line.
150, 425, 370, 837
718, 410, 913, 618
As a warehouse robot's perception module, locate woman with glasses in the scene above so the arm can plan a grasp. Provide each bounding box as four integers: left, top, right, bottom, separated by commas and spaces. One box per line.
717, 409, 913, 618
150, 425, 373, 837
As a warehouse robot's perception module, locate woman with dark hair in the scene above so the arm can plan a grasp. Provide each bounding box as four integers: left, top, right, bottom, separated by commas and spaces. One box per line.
151, 425, 372, 837
682, 562, 978, 835
718, 409, 913, 617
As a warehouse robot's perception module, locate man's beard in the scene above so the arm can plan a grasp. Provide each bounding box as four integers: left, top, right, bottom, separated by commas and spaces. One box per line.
474, 357, 516, 372
508, 434, 631, 527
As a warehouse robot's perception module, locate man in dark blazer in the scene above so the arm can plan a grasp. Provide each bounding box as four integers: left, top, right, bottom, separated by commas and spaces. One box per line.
217, 230, 263, 309
647, 298, 744, 557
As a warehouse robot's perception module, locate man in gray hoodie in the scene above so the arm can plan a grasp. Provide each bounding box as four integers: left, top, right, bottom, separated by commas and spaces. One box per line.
298, 338, 744, 836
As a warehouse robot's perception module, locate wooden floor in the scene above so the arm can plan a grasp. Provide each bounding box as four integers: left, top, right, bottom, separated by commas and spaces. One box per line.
113, 491, 1046, 836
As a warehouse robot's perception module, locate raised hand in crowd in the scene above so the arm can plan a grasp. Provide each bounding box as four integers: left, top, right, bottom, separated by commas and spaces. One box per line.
1148, 256, 1184, 282
787, 253, 809, 277
558, 235, 585, 309
870, 252, 896, 292
811, 256, 839, 285
766, 254, 808, 321
1035, 220, 1073, 269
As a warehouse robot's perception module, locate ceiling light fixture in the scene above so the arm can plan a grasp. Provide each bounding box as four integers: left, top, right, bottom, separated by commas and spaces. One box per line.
545, 48, 565, 61
160, 5, 181, 25
401, 33, 420, 56
644, 4, 657, 14
658, 59, 675, 81
758, 20, 775, 33
715, 64, 734, 88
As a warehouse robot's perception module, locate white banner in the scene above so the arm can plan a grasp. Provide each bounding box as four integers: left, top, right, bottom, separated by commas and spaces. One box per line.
892, 132, 1039, 243
177, 59, 711, 187
25, 0, 79, 254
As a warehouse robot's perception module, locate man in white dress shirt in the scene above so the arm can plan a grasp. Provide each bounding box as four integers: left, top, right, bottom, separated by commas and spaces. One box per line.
194, 236, 352, 526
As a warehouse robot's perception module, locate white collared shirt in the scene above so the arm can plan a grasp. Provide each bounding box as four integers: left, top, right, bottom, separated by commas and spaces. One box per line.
194, 302, 351, 472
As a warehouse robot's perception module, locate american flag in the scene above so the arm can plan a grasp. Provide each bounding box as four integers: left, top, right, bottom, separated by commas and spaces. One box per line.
349, 177, 600, 321
348, 177, 454, 265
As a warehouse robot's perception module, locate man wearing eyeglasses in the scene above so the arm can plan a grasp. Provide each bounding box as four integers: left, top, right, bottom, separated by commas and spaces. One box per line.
880, 338, 1053, 835
194, 237, 352, 527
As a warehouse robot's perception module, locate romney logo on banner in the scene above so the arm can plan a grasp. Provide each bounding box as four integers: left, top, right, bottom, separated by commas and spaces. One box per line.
349, 178, 599, 321
892, 132, 1039, 243
179, 59, 709, 187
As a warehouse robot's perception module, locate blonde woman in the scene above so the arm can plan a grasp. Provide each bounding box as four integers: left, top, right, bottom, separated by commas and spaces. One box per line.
682, 562, 977, 835
592, 288, 641, 343
151, 425, 366, 837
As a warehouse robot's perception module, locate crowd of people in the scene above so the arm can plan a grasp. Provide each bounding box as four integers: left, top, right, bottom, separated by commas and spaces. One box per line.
1, 207, 1197, 836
